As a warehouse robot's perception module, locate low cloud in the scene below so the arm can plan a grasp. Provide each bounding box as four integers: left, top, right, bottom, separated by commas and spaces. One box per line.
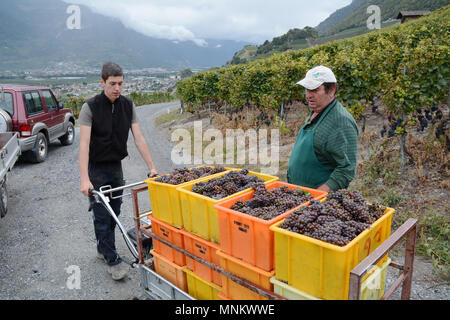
64, 0, 351, 46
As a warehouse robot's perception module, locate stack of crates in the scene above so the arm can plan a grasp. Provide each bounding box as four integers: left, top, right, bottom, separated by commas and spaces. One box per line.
213, 181, 328, 300
175, 168, 279, 300
146, 167, 394, 300
145, 166, 231, 297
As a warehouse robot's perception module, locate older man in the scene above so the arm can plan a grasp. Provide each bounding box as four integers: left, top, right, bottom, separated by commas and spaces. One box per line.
287, 66, 358, 192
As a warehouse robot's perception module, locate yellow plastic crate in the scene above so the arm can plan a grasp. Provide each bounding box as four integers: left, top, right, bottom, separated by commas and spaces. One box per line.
183, 267, 222, 300
145, 166, 231, 228
361, 258, 391, 300
177, 169, 279, 244
271, 258, 391, 300
270, 277, 320, 300
270, 207, 395, 300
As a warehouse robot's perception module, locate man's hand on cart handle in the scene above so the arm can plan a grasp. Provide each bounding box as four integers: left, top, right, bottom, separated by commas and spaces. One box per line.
81, 178, 94, 197
147, 168, 159, 178
88, 189, 96, 212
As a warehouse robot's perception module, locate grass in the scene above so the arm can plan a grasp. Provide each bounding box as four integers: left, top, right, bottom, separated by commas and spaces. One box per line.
349, 133, 450, 279
154, 108, 189, 126
391, 208, 449, 279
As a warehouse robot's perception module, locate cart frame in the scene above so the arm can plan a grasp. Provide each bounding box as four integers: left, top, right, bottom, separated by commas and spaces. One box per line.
91, 181, 418, 301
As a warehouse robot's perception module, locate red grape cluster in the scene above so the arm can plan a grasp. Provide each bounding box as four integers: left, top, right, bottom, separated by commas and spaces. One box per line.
230, 183, 313, 221
155, 166, 226, 185
192, 169, 263, 200
279, 190, 387, 247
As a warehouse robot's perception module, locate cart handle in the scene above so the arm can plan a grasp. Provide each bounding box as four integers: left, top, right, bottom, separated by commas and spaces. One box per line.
89, 188, 140, 261
97, 174, 160, 200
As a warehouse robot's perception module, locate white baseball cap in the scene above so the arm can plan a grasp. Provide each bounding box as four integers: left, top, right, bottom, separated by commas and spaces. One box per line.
297, 66, 337, 90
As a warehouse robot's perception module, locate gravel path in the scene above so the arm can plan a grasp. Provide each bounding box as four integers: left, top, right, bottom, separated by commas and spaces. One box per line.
0, 101, 180, 300
0, 100, 447, 300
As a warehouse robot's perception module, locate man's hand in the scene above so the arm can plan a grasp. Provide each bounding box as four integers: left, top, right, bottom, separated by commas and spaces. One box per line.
317, 184, 332, 193
148, 168, 158, 178
80, 177, 94, 197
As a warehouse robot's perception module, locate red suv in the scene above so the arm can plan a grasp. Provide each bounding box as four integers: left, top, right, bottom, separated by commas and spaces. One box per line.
0, 84, 75, 163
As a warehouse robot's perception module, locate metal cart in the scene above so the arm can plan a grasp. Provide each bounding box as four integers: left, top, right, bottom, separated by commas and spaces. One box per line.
90, 181, 418, 300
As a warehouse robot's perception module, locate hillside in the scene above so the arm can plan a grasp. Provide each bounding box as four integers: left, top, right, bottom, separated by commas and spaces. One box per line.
228, 0, 450, 65
315, 0, 366, 34
0, 0, 249, 71
324, 0, 450, 35
175, 6, 450, 277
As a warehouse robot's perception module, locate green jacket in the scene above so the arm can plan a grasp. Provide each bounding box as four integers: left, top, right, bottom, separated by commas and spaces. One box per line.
302, 99, 359, 191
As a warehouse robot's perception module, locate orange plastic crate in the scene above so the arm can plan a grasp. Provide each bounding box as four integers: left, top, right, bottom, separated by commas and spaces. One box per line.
178, 169, 279, 244
217, 292, 231, 300
213, 182, 328, 271
217, 250, 275, 300
181, 229, 222, 287
148, 215, 186, 267
151, 250, 188, 292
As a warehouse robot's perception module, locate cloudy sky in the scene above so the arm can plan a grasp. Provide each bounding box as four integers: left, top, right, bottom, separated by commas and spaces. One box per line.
64, 0, 352, 46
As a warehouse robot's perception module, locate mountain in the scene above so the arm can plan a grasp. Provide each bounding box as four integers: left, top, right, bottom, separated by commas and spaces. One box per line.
0, 0, 250, 72
228, 0, 450, 65
315, 0, 366, 34
320, 0, 450, 35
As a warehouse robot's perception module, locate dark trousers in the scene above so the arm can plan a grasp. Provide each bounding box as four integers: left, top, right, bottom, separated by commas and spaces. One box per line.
88, 161, 125, 266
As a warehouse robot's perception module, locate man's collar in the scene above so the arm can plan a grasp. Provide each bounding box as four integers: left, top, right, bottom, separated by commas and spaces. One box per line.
307, 98, 337, 124
101, 91, 120, 104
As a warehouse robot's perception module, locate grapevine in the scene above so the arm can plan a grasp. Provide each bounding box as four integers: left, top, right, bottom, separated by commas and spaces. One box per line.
176, 7, 449, 138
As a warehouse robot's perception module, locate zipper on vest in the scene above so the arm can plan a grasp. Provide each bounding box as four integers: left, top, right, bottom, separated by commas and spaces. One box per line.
112, 103, 115, 114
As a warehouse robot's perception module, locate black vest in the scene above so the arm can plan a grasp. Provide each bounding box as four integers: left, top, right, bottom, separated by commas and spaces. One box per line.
87, 91, 133, 163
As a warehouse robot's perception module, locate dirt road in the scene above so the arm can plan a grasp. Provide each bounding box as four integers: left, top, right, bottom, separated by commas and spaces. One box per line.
0, 101, 181, 300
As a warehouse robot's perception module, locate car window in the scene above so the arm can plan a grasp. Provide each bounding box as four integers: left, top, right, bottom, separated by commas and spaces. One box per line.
42, 90, 57, 110
24, 91, 44, 115
0, 92, 14, 115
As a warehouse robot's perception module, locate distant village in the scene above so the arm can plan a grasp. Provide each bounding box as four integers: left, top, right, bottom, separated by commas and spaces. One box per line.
0, 62, 202, 101
50, 75, 180, 100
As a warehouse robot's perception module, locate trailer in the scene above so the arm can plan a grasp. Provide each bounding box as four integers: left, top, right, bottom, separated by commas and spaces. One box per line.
0, 132, 21, 223
89, 181, 418, 301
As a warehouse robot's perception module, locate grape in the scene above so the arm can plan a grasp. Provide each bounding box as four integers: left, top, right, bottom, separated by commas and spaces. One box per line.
230, 183, 313, 221
279, 190, 387, 247
192, 169, 263, 200
155, 166, 226, 185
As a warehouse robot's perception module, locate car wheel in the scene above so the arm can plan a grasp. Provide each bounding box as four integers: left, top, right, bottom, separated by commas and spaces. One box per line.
0, 182, 7, 218
29, 132, 48, 163
59, 122, 75, 146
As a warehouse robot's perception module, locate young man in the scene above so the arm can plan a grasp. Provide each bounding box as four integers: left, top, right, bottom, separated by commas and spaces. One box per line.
287, 66, 359, 192
78, 62, 157, 280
